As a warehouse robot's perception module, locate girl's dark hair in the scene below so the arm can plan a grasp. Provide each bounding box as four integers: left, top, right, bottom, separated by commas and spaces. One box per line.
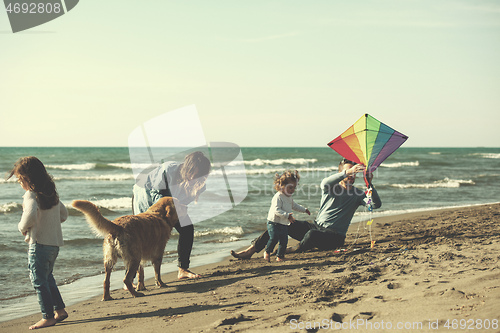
7, 156, 59, 210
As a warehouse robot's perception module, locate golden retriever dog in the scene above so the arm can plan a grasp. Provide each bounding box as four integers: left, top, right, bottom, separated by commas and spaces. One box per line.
72, 197, 186, 301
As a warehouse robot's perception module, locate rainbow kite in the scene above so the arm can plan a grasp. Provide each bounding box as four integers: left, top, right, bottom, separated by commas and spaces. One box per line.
327, 114, 408, 181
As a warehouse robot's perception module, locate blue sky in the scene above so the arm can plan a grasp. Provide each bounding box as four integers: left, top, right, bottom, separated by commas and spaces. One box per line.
1, 1, 499, 147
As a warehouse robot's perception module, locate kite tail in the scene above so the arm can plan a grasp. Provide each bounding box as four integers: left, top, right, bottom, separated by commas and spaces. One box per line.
363, 170, 370, 189
364, 182, 375, 249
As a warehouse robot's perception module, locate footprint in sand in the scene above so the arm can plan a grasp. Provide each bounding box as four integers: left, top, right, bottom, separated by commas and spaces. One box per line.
285, 314, 301, 323
339, 296, 361, 304
331, 313, 345, 323
353, 312, 375, 320
387, 282, 401, 289
215, 314, 254, 327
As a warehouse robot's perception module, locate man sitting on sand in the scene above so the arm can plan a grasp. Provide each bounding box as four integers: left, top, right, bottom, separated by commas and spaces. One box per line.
231, 159, 381, 258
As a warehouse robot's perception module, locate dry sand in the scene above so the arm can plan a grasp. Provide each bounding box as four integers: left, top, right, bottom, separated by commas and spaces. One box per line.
2, 203, 499, 332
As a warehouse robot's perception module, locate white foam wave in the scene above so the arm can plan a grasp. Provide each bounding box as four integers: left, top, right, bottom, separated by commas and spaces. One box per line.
53, 174, 134, 181
380, 161, 419, 168
0, 202, 22, 213
108, 163, 133, 169
46, 162, 158, 171
211, 161, 417, 176
209, 236, 241, 243
46, 163, 96, 170
128, 158, 318, 171
194, 226, 244, 237
110, 163, 159, 170
43, 158, 320, 174
227, 158, 317, 167
211, 166, 336, 176
473, 153, 500, 159
390, 178, 475, 189
91, 197, 132, 210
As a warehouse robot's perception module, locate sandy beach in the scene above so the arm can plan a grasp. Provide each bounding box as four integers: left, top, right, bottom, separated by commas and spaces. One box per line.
1, 203, 499, 332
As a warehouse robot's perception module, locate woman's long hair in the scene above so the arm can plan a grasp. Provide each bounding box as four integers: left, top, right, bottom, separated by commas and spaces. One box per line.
7, 156, 59, 210
178, 151, 211, 202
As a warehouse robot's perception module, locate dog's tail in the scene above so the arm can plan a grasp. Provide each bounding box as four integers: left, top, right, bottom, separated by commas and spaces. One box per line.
72, 200, 123, 237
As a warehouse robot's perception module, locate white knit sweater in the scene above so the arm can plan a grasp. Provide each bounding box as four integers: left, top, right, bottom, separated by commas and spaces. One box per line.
18, 191, 67, 246
267, 192, 307, 226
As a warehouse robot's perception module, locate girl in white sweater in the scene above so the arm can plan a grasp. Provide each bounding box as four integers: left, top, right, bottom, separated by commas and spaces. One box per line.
8, 156, 68, 330
265, 170, 310, 262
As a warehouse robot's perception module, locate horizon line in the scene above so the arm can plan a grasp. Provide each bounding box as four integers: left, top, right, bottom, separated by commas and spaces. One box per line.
0, 146, 499, 149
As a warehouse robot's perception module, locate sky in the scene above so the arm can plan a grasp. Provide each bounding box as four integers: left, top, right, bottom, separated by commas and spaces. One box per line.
1, 0, 499, 147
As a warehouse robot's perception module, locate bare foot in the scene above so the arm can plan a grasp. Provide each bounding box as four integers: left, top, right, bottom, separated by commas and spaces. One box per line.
29, 318, 57, 330
263, 252, 270, 262
54, 309, 68, 322
230, 245, 256, 259
230, 250, 243, 259
178, 268, 200, 279
276, 257, 286, 262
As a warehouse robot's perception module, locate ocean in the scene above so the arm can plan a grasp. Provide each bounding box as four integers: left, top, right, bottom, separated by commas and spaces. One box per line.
1, 146, 499, 322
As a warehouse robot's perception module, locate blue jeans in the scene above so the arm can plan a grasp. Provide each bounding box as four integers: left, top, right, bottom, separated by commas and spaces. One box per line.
253, 220, 346, 253
28, 243, 65, 319
265, 222, 288, 258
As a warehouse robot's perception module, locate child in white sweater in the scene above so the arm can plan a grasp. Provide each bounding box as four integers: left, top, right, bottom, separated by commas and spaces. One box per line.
265, 170, 310, 262
8, 156, 68, 330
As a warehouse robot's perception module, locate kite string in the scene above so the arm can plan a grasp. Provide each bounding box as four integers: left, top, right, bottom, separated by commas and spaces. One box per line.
365, 186, 375, 248
341, 185, 373, 255
363, 170, 375, 249
343, 173, 375, 254
341, 189, 372, 266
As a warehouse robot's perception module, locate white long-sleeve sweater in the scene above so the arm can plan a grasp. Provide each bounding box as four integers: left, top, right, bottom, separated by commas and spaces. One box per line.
267, 192, 307, 226
18, 191, 67, 246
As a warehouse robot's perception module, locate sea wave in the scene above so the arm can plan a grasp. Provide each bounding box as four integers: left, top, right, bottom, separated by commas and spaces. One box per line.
66, 197, 131, 217
0, 202, 22, 214
211, 166, 336, 176
390, 178, 475, 189
44, 162, 163, 171
380, 161, 419, 168
77, 197, 132, 211
43, 158, 321, 172
108, 163, 135, 169
227, 158, 318, 167
203, 236, 241, 243
98, 163, 158, 170
194, 226, 244, 238
46, 163, 96, 171
53, 174, 134, 181
111, 159, 318, 170
211, 161, 418, 176
472, 153, 500, 159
